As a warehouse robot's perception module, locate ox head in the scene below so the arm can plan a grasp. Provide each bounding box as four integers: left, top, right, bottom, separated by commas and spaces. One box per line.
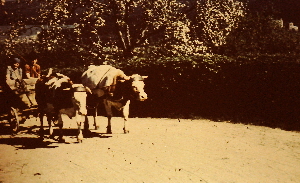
71, 84, 89, 115
129, 74, 148, 101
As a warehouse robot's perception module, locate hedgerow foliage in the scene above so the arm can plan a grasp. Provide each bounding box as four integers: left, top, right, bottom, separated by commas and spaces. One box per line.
38, 54, 300, 131
117, 55, 300, 131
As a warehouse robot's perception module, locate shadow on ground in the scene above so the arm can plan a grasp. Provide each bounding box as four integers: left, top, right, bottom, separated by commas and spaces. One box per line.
0, 137, 57, 149
0, 122, 112, 149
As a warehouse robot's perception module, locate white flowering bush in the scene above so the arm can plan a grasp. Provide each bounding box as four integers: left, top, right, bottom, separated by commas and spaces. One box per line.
196, 0, 245, 47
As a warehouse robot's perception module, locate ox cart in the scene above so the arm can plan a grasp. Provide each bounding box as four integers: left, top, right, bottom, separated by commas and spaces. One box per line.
0, 78, 39, 133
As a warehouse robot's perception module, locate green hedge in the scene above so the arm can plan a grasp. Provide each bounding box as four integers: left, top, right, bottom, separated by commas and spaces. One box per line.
120, 55, 300, 131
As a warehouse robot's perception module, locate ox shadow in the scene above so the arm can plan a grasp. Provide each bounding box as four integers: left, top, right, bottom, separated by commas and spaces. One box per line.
49, 129, 112, 140
0, 122, 112, 149
0, 123, 58, 149
85, 131, 112, 139
0, 121, 41, 136
0, 122, 13, 135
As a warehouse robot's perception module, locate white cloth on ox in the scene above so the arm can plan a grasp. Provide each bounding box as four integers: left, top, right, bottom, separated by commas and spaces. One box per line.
46, 74, 70, 89
81, 65, 122, 90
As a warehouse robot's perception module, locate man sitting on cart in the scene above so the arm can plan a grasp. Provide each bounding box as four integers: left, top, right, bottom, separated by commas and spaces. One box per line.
6, 58, 22, 81
6, 57, 25, 91
5, 57, 32, 108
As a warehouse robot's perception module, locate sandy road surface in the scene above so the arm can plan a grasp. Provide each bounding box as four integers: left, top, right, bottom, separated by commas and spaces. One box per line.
0, 116, 300, 183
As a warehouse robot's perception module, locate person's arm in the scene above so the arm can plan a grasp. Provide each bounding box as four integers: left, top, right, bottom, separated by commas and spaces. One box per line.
36, 64, 41, 77
6, 66, 12, 80
19, 68, 23, 80
25, 64, 31, 78
37, 64, 41, 74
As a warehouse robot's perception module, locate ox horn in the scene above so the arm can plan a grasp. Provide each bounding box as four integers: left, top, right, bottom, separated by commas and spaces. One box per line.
142, 76, 148, 79
85, 86, 92, 94
46, 68, 53, 77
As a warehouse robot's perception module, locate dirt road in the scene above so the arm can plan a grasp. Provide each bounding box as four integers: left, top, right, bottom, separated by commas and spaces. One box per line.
0, 116, 300, 183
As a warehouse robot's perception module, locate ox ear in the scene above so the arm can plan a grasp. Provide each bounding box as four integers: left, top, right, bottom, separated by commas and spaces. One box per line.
142, 76, 148, 79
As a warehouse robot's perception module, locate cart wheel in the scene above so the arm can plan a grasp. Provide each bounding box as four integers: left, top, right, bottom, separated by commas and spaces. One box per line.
9, 107, 20, 133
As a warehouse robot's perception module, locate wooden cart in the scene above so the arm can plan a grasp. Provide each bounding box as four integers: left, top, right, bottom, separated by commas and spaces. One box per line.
0, 78, 39, 133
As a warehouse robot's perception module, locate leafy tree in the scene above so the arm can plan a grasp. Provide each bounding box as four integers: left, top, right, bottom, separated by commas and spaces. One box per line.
1, 0, 40, 58
36, 0, 189, 61
2, 0, 247, 64
222, 0, 300, 57
36, 0, 106, 65
37, 0, 247, 59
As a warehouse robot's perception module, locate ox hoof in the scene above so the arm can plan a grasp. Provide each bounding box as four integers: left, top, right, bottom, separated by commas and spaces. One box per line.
49, 134, 55, 140
58, 137, 65, 143
123, 129, 129, 134
77, 139, 83, 143
106, 126, 112, 134
95, 126, 99, 130
77, 134, 84, 143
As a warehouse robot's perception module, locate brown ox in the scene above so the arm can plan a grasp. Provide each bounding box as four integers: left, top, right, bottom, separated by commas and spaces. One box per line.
104, 74, 147, 134
36, 74, 88, 143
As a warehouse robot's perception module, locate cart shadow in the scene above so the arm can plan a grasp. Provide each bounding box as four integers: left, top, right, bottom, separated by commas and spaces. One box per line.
0, 123, 113, 149
0, 137, 58, 149
0, 124, 56, 149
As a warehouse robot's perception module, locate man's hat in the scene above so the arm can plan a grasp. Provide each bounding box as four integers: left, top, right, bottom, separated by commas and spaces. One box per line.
13, 58, 21, 63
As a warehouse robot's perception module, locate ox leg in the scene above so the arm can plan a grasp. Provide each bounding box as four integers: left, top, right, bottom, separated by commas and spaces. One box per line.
76, 113, 85, 143
83, 116, 90, 137
77, 122, 83, 143
39, 112, 44, 139
107, 116, 112, 134
122, 100, 131, 134
57, 113, 65, 143
94, 107, 99, 130
48, 114, 55, 139
104, 99, 112, 134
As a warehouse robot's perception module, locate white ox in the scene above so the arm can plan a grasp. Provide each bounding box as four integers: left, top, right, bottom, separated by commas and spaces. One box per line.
81, 66, 147, 134
36, 74, 88, 143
